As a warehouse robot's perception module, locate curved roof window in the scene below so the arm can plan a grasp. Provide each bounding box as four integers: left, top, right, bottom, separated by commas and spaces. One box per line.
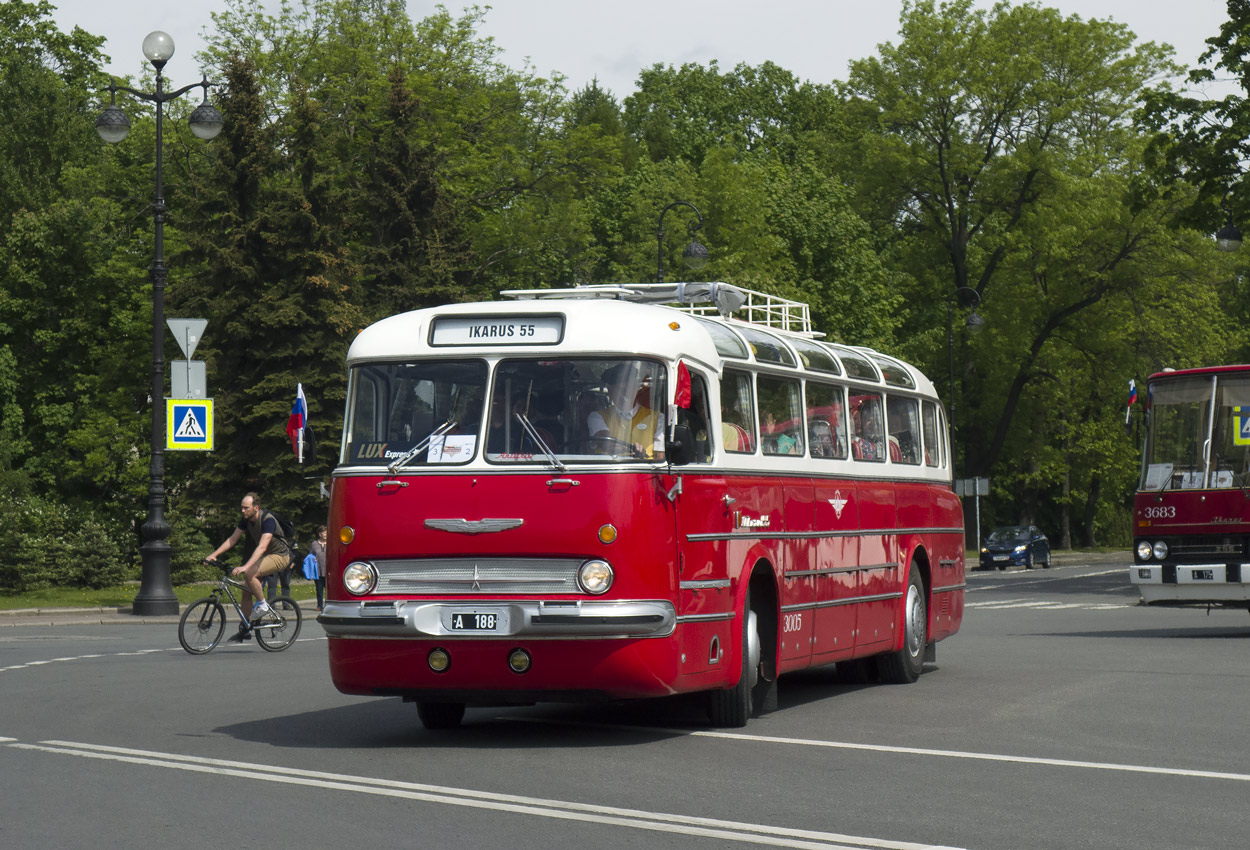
789, 338, 842, 375
871, 354, 916, 389
826, 345, 880, 382
735, 326, 797, 367
693, 317, 750, 359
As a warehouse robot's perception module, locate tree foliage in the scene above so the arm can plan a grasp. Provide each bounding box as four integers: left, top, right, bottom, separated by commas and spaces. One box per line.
2, 0, 1247, 584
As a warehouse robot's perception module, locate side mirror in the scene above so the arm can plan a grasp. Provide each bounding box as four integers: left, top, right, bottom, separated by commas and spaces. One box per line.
666, 424, 695, 466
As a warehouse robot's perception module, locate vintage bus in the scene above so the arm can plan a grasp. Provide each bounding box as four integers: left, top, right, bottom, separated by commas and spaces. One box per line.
1131, 364, 1250, 610
320, 283, 966, 728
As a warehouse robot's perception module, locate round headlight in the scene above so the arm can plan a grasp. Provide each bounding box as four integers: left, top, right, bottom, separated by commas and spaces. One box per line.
1152, 540, 1168, 561
343, 561, 377, 595
577, 559, 613, 595
1136, 541, 1153, 561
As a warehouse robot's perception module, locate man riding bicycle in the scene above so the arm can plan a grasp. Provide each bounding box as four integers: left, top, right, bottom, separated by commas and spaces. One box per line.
205, 492, 291, 643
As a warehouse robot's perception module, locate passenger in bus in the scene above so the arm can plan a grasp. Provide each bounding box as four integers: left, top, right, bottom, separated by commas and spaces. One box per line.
586, 364, 665, 459
851, 399, 886, 460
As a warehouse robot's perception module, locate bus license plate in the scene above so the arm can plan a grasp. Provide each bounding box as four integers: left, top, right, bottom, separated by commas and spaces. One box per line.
445, 610, 507, 632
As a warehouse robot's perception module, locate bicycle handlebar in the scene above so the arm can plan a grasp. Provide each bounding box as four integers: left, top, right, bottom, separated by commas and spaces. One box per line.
202, 557, 233, 574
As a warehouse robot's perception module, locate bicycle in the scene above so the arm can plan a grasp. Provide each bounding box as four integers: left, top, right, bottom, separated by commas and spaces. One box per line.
178, 558, 303, 654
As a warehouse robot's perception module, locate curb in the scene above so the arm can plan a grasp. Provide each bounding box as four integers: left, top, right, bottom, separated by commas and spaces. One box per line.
0, 607, 182, 627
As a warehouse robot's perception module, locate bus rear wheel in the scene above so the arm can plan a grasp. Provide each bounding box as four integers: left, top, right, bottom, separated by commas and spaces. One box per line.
706, 594, 761, 727
878, 564, 926, 684
417, 701, 465, 730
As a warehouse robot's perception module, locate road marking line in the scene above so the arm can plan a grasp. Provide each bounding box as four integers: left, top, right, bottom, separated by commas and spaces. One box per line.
0, 636, 327, 674
2, 738, 965, 850
512, 721, 1250, 784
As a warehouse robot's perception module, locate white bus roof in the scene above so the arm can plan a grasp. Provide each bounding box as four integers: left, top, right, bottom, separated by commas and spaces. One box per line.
347, 283, 937, 396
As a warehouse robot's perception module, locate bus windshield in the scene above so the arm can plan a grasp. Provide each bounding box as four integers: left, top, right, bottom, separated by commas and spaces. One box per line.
1142, 373, 1250, 490
344, 358, 668, 466
488, 358, 667, 463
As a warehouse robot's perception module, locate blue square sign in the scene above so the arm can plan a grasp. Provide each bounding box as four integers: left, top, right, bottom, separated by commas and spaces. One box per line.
167, 399, 214, 451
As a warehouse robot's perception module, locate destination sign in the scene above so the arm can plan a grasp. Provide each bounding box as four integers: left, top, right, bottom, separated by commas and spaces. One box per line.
430, 315, 563, 346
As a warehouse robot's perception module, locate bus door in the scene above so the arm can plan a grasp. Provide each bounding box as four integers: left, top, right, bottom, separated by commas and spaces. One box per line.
812, 478, 859, 662
670, 370, 739, 679
855, 479, 898, 653
779, 478, 815, 671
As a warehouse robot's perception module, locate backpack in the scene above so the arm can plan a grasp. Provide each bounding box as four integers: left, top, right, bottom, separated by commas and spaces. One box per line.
264, 510, 300, 570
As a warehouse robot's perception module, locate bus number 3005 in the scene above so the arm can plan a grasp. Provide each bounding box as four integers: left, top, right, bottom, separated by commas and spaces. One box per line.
783, 613, 803, 633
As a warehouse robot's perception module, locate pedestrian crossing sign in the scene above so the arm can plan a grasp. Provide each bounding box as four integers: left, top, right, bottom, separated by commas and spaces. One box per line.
167, 399, 214, 450
1237, 407, 1250, 447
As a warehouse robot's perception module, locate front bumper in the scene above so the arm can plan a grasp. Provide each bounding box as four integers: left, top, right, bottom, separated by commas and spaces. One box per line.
318, 598, 677, 639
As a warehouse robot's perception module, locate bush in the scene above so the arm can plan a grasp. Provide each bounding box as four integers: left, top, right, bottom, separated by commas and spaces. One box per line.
0, 488, 133, 592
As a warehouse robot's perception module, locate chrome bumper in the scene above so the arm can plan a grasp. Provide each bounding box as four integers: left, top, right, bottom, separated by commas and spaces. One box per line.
318, 598, 677, 639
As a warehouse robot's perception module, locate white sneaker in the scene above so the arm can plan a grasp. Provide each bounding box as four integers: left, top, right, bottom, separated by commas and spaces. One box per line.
250, 603, 273, 623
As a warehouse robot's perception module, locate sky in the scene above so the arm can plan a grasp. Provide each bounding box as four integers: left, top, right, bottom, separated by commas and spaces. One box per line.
50, 0, 1236, 99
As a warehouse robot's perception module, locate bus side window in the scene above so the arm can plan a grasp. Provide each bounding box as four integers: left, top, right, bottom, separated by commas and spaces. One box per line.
721, 370, 756, 453
805, 381, 847, 460
759, 375, 804, 456
676, 371, 712, 463
921, 401, 940, 467
886, 395, 921, 465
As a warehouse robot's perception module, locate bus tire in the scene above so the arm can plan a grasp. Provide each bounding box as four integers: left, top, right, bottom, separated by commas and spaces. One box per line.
417, 701, 465, 730
879, 564, 926, 684
706, 593, 760, 727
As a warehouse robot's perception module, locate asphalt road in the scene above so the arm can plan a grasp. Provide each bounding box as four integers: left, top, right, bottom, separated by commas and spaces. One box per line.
2, 557, 1247, 850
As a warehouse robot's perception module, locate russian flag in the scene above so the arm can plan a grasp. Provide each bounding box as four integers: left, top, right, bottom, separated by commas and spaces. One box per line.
1125, 379, 1137, 428
287, 383, 307, 462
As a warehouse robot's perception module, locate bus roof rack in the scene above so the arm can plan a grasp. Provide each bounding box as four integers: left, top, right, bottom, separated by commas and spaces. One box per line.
500, 282, 814, 334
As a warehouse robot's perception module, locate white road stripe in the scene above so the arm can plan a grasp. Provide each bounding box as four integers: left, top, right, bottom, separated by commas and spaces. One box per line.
4, 738, 964, 850
517, 721, 1250, 784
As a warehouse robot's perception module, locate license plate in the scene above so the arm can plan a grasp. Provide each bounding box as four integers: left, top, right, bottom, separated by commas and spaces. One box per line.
1191, 569, 1214, 581
993, 555, 1008, 561
445, 610, 507, 632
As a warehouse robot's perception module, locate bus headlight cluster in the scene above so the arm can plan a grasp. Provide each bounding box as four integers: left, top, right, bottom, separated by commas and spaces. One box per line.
1136, 540, 1168, 561
343, 561, 378, 595
577, 559, 613, 594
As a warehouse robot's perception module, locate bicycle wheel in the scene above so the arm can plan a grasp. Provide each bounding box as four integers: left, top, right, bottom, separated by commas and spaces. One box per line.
179, 598, 226, 655
255, 596, 302, 652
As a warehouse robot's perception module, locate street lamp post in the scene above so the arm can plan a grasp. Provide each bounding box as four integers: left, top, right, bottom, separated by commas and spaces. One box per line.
656, 201, 710, 282
96, 32, 224, 615
946, 286, 984, 447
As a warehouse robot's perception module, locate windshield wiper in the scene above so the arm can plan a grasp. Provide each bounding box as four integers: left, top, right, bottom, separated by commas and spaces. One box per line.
387, 419, 457, 475
514, 411, 565, 472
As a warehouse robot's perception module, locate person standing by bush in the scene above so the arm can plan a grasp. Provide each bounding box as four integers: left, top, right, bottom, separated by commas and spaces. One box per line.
308, 525, 328, 611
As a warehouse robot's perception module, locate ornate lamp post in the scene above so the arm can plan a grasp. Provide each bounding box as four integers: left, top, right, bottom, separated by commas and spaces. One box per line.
656, 201, 710, 282
96, 32, 224, 615
1215, 214, 1243, 252
946, 286, 984, 447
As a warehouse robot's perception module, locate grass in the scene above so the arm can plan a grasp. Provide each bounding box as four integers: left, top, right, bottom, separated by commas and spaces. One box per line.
0, 579, 319, 610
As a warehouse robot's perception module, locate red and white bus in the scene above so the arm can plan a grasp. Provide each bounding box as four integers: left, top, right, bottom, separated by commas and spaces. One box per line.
320, 283, 965, 728
1131, 364, 1250, 609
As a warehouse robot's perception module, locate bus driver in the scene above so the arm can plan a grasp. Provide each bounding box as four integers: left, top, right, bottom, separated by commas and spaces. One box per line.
587, 363, 665, 459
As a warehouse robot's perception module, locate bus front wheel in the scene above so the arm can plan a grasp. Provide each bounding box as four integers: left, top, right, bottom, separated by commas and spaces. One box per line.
707, 593, 762, 727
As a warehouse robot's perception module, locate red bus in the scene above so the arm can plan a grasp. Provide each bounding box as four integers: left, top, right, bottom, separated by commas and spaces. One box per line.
320, 283, 966, 728
1131, 365, 1250, 609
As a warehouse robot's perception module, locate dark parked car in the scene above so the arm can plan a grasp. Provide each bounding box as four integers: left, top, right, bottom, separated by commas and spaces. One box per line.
979, 525, 1050, 570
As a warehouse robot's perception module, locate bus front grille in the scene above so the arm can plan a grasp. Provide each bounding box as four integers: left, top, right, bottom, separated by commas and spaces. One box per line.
372, 557, 582, 595
1167, 535, 1245, 560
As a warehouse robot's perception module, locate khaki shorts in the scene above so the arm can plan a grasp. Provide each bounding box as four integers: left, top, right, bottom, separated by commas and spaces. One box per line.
253, 552, 290, 579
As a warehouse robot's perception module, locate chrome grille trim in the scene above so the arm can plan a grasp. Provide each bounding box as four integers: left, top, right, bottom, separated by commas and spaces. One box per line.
372, 557, 582, 595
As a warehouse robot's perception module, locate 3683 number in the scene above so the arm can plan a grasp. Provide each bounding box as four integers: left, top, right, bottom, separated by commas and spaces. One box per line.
1142, 505, 1176, 519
